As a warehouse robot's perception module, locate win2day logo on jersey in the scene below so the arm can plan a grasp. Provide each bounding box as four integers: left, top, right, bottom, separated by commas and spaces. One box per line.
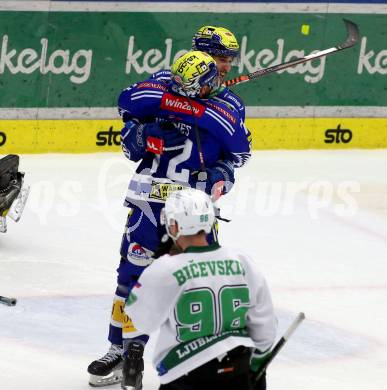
161, 93, 205, 117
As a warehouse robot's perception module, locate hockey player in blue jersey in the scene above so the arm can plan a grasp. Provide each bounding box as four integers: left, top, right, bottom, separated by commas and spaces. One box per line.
118, 51, 250, 390
88, 50, 250, 388
153, 26, 247, 122
88, 29, 252, 388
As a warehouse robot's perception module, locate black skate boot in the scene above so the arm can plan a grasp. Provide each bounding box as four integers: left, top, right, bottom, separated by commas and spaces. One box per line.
121, 341, 144, 390
88, 344, 123, 387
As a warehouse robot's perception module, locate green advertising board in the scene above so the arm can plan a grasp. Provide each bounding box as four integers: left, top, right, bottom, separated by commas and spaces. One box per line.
0, 6, 386, 152
0, 11, 386, 108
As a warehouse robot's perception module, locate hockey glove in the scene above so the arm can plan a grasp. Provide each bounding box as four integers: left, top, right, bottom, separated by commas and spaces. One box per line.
121, 120, 186, 161
250, 349, 271, 373
143, 122, 186, 154
250, 348, 271, 389
121, 120, 147, 162
205, 160, 235, 200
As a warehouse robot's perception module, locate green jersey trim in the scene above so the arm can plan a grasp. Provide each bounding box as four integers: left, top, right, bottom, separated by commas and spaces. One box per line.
184, 242, 220, 254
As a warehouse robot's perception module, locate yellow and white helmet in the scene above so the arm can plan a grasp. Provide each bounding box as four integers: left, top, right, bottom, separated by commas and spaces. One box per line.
192, 26, 240, 58
171, 50, 220, 98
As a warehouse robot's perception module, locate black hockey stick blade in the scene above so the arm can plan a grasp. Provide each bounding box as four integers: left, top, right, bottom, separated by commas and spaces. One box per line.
225, 19, 360, 87
0, 295, 17, 306
253, 312, 305, 383
339, 19, 360, 50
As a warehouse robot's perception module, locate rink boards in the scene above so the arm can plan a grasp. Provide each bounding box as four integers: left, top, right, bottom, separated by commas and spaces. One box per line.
0, 3, 386, 152
1, 118, 386, 153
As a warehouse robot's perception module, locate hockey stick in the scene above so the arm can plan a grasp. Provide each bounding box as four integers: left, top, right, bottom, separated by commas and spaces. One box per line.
225, 19, 359, 87
0, 295, 17, 306
253, 312, 305, 383
183, 92, 230, 224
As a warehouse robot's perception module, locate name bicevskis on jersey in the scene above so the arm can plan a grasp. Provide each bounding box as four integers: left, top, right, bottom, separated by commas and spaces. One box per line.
173, 259, 246, 286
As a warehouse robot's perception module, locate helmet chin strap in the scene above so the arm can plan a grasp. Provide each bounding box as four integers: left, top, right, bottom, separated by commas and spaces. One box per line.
166, 220, 181, 242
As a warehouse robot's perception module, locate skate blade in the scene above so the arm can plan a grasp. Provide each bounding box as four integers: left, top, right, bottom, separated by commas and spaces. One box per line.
89, 369, 123, 387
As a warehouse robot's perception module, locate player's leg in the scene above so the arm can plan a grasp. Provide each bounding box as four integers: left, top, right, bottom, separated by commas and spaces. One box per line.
121, 340, 145, 390
159, 346, 252, 390
88, 203, 162, 387
120, 202, 167, 389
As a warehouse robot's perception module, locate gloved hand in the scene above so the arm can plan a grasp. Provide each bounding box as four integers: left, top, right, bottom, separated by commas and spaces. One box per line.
204, 160, 235, 200
143, 122, 187, 154
250, 349, 271, 373
190, 160, 234, 200
121, 120, 187, 161
250, 349, 271, 389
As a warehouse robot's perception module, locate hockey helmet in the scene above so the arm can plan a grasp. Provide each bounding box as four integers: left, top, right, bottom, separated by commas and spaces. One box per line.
192, 26, 240, 58
171, 51, 220, 98
161, 188, 215, 240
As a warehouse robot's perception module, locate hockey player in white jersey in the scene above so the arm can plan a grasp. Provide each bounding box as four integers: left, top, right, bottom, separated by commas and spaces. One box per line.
122, 188, 277, 390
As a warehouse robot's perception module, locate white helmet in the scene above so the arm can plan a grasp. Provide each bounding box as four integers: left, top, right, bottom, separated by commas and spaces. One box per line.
161, 188, 215, 240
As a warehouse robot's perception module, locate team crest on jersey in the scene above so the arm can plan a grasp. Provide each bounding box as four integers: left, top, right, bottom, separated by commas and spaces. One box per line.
128, 243, 153, 265
160, 93, 205, 117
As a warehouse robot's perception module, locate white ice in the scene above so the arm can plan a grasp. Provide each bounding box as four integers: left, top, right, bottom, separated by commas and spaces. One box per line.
1, 150, 386, 390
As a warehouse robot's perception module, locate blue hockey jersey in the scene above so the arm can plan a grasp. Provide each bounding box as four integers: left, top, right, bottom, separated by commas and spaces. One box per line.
118, 79, 251, 203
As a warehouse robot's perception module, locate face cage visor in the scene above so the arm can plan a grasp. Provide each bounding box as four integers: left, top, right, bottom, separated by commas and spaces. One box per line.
172, 63, 221, 98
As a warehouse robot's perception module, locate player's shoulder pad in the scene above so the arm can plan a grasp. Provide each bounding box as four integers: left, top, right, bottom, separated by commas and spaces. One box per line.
204, 98, 241, 134
217, 87, 245, 111
150, 69, 172, 82
143, 254, 182, 284
133, 79, 169, 93
119, 79, 168, 98
118, 79, 168, 116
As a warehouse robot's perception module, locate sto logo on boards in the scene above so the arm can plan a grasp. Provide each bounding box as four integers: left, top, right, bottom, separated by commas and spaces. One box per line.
0, 132, 6, 146
324, 124, 353, 144
96, 126, 120, 146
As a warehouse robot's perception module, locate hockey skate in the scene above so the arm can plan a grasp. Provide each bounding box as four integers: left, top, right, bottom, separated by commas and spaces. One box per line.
121, 341, 144, 390
88, 344, 123, 387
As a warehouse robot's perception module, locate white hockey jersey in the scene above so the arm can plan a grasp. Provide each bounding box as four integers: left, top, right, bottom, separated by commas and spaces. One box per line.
124, 242, 277, 384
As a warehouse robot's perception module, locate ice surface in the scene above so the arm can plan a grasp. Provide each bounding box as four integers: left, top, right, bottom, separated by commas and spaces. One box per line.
1, 151, 386, 389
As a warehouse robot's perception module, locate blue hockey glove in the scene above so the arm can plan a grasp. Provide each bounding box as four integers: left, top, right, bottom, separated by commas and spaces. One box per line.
120, 120, 147, 162
144, 122, 186, 154
205, 160, 235, 199
121, 120, 186, 160
190, 160, 235, 200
